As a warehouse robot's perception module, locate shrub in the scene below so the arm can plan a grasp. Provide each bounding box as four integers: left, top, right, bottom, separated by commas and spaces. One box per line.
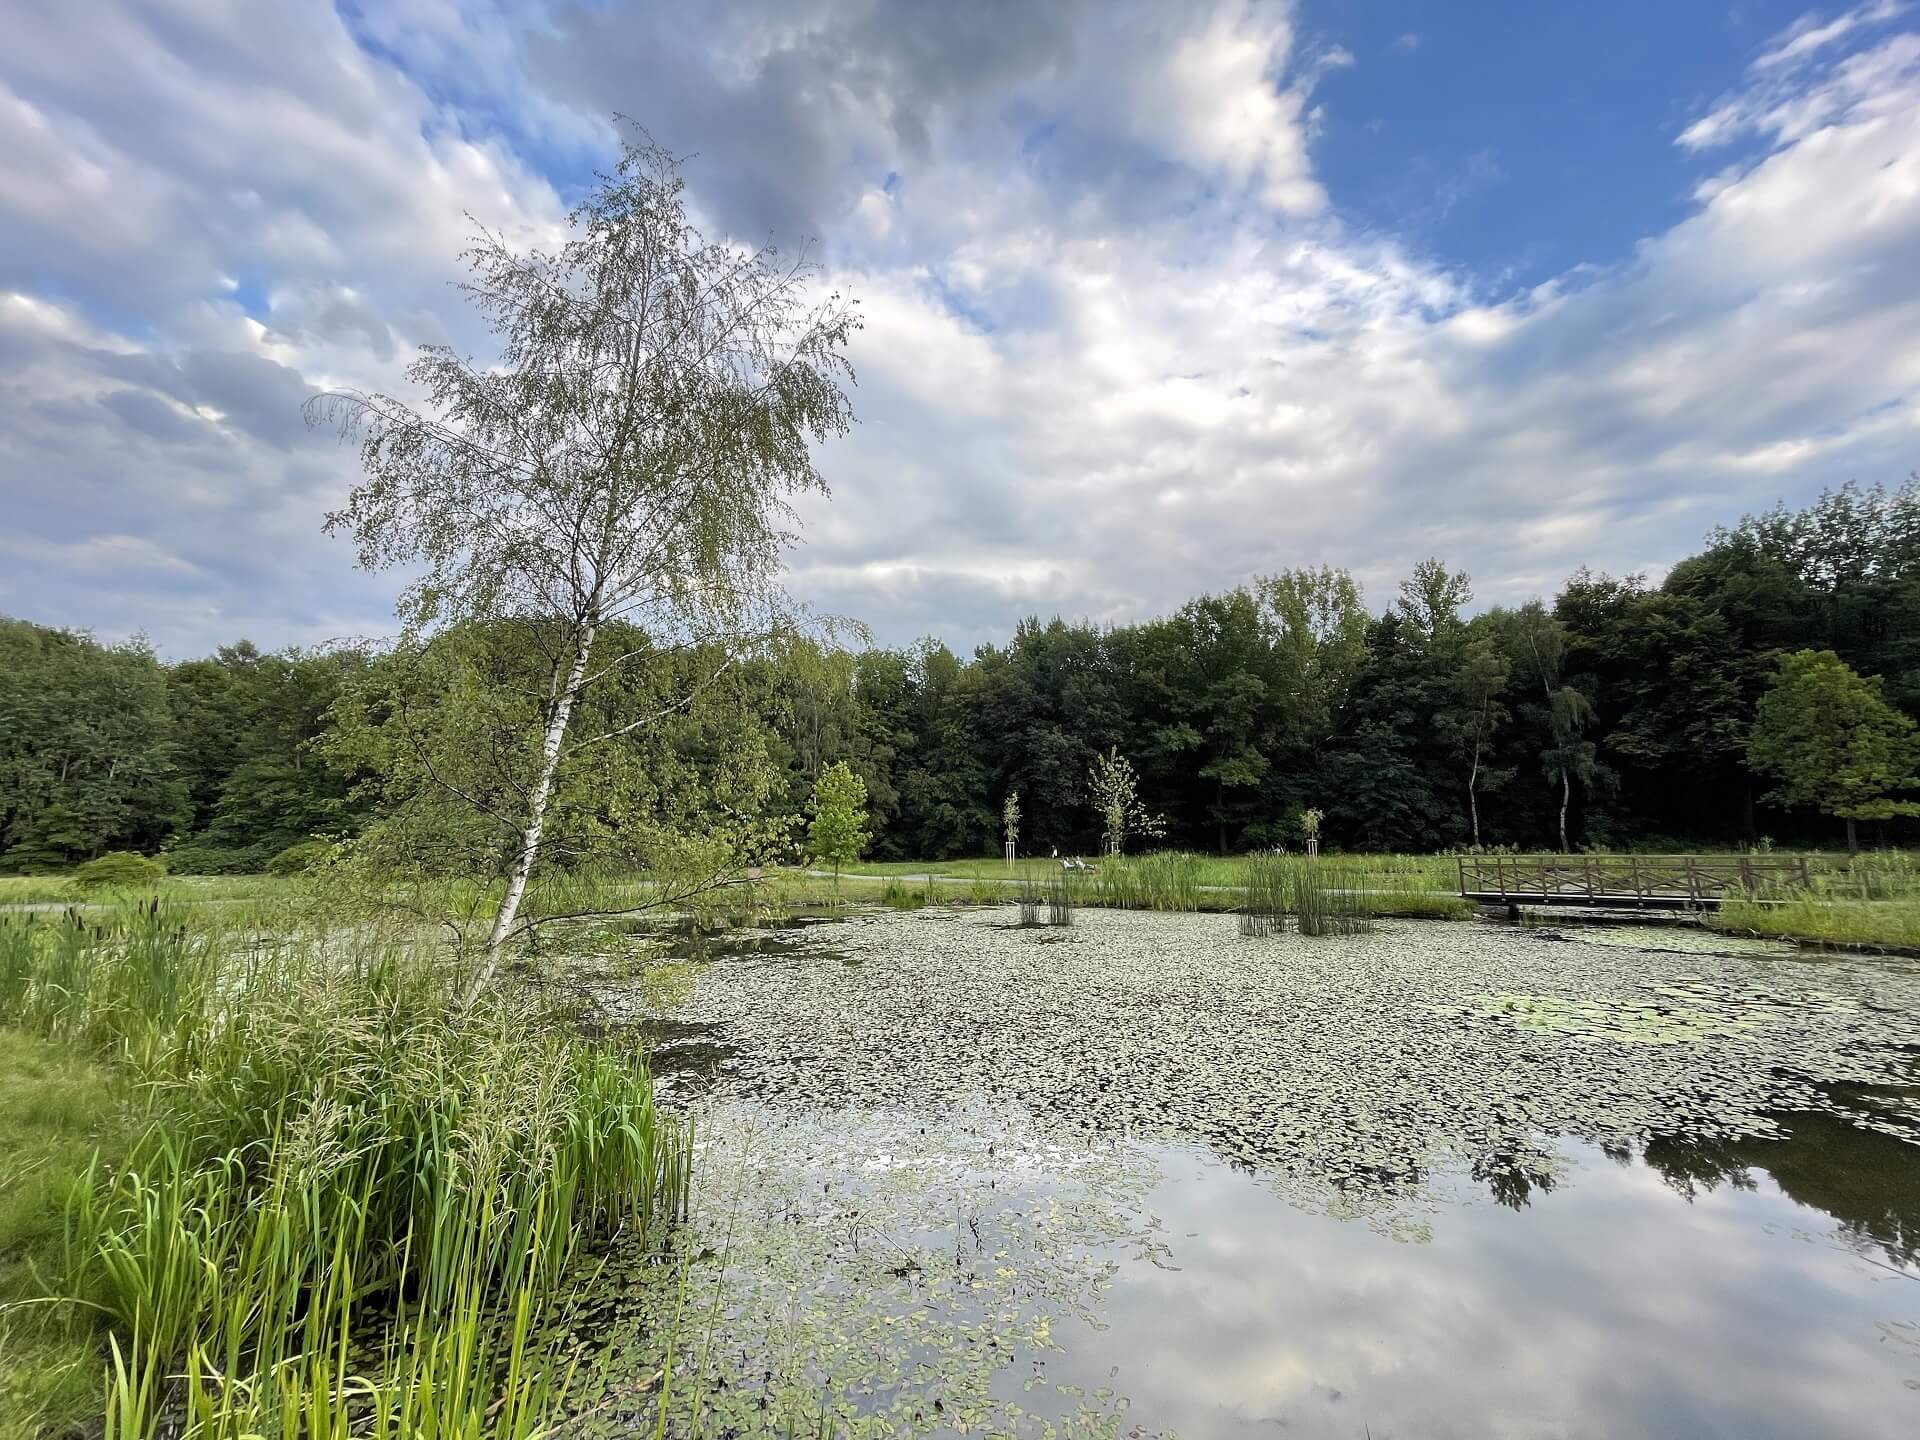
71, 852, 165, 891
156, 839, 270, 876
880, 879, 930, 909
264, 838, 333, 877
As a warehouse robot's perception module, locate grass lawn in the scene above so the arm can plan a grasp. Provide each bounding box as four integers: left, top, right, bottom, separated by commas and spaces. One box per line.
0, 1029, 125, 1440
0, 873, 296, 908
832, 852, 1462, 890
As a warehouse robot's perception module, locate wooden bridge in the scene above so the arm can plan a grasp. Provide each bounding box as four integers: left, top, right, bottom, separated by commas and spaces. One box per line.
1457, 854, 1815, 911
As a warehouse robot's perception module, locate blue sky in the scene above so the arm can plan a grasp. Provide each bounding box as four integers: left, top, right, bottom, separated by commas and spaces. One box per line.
2, 1, 1918, 656
1306, 2, 1816, 283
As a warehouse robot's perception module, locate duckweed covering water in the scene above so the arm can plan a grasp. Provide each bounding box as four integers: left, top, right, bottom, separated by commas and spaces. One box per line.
581, 1103, 1170, 1436
574, 907, 1920, 1436
602, 908, 1918, 1209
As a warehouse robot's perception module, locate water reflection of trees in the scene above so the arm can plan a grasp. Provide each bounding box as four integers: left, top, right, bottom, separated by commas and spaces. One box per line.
1471, 1143, 1562, 1210
1634, 1111, 1919, 1268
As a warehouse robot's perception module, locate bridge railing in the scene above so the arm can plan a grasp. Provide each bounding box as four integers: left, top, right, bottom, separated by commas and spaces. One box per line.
1456, 854, 1815, 903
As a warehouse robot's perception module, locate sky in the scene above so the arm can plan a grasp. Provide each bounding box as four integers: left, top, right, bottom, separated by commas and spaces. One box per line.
2, 0, 1918, 658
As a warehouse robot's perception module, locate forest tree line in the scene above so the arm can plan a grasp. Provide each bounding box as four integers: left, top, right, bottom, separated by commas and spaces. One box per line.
6, 477, 1920, 874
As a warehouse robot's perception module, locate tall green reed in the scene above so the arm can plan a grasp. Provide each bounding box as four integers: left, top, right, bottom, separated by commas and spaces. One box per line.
2, 901, 692, 1439
1239, 854, 1285, 937
1091, 853, 1205, 912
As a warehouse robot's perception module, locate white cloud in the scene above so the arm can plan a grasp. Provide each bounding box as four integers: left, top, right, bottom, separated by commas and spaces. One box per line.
1752, 0, 1906, 70
1679, 3, 1917, 149
0, 0, 1917, 659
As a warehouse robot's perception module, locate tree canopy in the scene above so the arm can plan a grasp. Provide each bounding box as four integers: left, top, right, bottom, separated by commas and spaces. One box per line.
16, 477, 1920, 873
1748, 649, 1920, 852
308, 134, 859, 965
807, 761, 869, 889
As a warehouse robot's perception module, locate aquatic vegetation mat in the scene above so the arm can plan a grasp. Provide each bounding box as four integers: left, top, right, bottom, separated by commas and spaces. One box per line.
575, 907, 1920, 1435
595, 908, 1920, 1213
581, 1102, 1172, 1436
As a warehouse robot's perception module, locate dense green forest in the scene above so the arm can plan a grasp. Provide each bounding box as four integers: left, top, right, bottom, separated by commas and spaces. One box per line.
7, 478, 1920, 873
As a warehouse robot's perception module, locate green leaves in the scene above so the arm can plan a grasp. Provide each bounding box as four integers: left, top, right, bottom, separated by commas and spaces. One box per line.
1748, 649, 1920, 832
1087, 747, 1163, 856
0, 620, 188, 869
808, 761, 871, 879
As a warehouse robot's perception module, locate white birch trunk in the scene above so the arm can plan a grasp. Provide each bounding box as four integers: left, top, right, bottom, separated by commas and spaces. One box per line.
1468, 745, 1482, 849
465, 621, 596, 1003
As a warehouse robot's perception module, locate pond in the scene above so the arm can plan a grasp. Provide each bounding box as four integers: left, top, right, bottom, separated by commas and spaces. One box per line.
582, 907, 1920, 1437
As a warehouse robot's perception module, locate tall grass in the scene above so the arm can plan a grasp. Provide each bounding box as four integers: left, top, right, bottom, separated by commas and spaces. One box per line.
1239, 854, 1285, 937
0, 1030, 127, 1440
0, 902, 692, 1439
0, 903, 220, 1070
1046, 873, 1075, 927
1233, 855, 1467, 934
1090, 853, 1208, 911
1286, 858, 1374, 936
1720, 851, 1920, 950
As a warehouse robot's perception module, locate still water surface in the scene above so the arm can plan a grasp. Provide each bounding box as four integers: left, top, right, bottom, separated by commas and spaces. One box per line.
595, 907, 1920, 1437
1071, 1123, 1919, 1437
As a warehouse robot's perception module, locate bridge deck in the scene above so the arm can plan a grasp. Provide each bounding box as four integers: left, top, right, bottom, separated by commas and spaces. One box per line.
1457, 854, 1814, 909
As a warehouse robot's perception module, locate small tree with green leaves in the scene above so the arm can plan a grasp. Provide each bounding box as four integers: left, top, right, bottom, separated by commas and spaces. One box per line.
1088, 747, 1164, 857
808, 761, 869, 896
1747, 649, 1920, 853
1003, 790, 1021, 867
1298, 807, 1324, 854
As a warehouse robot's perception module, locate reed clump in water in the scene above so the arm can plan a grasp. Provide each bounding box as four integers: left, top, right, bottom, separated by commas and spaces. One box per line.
1017, 874, 1075, 927
881, 878, 933, 910
1287, 858, 1376, 936
1047, 873, 1075, 927
1239, 854, 1286, 937
0, 901, 692, 1440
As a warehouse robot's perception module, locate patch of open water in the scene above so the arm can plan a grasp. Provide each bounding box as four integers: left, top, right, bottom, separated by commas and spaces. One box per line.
580, 906, 1920, 1437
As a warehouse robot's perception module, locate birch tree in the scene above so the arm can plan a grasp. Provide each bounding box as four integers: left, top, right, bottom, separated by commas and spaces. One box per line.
1088, 747, 1165, 856
309, 135, 858, 985
1450, 634, 1512, 849
1510, 602, 1600, 852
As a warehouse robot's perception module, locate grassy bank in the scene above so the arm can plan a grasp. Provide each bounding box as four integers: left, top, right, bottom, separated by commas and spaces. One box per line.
831, 851, 1459, 889
0, 1029, 127, 1439
0, 873, 297, 909
1716, 852, 1920, 950
0, 902, 692, 1439
1720, 895, 1920, 951
767, 852, 1470, 920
